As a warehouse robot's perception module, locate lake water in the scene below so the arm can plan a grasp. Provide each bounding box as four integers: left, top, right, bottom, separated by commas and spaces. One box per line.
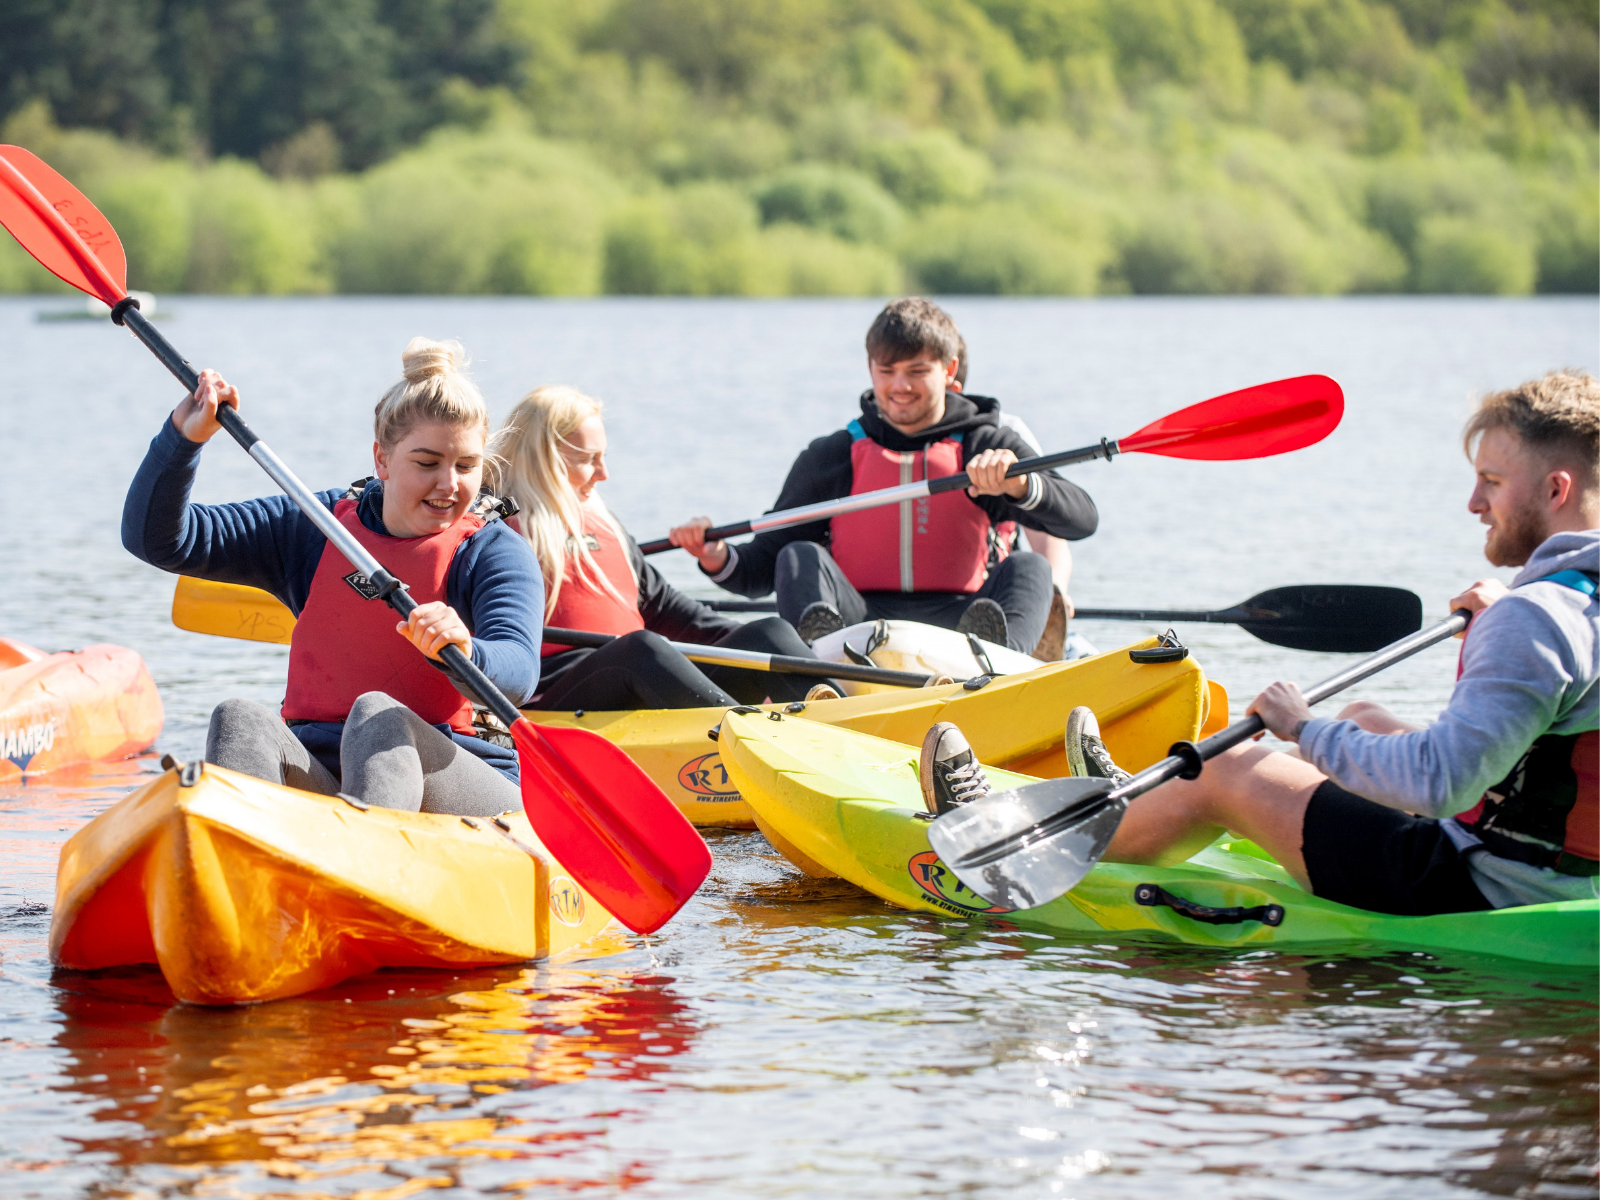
1, 296, 1595, 1198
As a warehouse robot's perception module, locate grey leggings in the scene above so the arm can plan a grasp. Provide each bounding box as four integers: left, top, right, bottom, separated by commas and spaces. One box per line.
205, 692, 520, 817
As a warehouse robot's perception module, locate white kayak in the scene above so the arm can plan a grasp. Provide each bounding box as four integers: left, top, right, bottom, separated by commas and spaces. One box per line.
809, 619, 1096, 695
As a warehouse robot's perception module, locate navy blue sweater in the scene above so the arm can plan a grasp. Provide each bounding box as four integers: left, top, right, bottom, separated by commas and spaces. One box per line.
122, 419, 545, 779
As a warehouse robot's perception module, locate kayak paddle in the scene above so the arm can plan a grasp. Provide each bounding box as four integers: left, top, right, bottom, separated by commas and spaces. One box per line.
169, 576, 950, 689
925, 608, 1472, 910
636, 375, 1344, 556
702, 584, 1423, 654
0, 143, 711, 936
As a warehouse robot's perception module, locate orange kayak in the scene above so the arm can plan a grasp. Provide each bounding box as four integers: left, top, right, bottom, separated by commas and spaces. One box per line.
0, 638, 164, 780
52, 762, 622, 1004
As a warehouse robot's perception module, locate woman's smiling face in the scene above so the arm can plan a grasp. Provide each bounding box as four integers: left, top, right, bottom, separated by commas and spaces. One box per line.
561, 413, 609, 501
374, 421, 486, 537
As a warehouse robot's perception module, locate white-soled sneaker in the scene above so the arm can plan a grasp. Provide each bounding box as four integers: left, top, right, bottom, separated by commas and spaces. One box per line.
919, 721, 994, 816
1064, 706, 1131, 784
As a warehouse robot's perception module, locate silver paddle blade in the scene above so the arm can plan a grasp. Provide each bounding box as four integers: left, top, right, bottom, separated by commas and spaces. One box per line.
926, 777, 1125, 910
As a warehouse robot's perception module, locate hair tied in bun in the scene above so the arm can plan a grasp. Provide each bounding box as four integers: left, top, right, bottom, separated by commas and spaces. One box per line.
401, 336, 465, 384
375, 336, 489, 449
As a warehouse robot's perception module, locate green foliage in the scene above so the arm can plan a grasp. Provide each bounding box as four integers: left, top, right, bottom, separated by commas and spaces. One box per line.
185, 161, 326, 294
95, 167, 193, 293
906, 204, 1106, 294
0, 0, 1593, 295
1413, 216, 1537, 294
755, 165, 903, 243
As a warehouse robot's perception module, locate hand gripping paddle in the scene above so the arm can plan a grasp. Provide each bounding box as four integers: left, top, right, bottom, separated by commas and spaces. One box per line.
0, 144, 711, 935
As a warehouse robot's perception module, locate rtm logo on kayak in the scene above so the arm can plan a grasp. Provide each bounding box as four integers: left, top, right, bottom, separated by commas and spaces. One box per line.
548, 876, 586, 927
907, 850, 1013, 915
677, 752, 741, 801
3, 718, 57, 771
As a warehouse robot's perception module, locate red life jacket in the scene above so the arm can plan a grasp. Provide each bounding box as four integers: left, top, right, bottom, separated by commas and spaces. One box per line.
539, 503, 645, 655
281, 498, 483, 734
1452, 570, 1599, 876
830, 423, 993, 594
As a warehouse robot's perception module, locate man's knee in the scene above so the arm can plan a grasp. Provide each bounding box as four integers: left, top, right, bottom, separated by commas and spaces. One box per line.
775, 540, 828, 582
998, 551, 1052, 588
1335, 700, 1420, 735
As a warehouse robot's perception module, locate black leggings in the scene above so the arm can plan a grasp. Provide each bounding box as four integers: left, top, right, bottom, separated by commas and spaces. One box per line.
530, 619, 830, 711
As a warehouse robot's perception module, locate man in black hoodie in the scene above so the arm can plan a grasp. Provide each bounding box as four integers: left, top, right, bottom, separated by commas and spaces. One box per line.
670, 298, 1098, 653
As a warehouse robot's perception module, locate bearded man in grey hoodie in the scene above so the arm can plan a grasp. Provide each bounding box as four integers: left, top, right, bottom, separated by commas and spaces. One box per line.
1098, 370, 1599, 916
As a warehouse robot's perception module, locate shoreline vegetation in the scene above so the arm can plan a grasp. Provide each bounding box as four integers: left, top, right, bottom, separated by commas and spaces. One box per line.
1, 0, 1595, 298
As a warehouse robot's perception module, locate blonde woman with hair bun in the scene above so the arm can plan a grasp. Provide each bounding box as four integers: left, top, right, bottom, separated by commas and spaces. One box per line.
494, 385, 833, 710
122, 337, 544, 817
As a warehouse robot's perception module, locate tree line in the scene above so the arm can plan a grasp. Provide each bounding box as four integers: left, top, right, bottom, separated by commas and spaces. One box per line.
1, 0, 1594, 295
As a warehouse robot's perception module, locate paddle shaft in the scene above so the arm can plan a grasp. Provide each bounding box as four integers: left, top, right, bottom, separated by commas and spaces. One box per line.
635, 438, 1119, 555
543, 626, 938, 687
954, 609, 1471, 871
706, 600, 1257, 622
1115, 606, 1473, 800
118, 305, 521, 728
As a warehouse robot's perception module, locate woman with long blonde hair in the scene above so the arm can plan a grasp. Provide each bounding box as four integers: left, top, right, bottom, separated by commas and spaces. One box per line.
495, 385, 829, 710
122, 338, 543, 816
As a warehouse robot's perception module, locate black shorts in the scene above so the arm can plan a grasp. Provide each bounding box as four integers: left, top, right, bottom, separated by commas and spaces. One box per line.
1301, 781, 1493, 917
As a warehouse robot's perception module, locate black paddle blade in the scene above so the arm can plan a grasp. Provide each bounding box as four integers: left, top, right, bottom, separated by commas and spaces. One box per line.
1235, 585, 1422, 653
926, 777, 1124, 910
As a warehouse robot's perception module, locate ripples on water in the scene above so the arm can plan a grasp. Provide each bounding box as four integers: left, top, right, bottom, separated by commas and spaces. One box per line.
1, 297, 1596, 1197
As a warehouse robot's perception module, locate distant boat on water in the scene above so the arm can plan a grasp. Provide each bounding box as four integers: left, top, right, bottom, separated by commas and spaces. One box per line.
37, 291, 166, 322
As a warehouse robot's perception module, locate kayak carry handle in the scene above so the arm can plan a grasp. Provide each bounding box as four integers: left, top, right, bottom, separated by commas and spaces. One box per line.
1134, 882, 1285, 927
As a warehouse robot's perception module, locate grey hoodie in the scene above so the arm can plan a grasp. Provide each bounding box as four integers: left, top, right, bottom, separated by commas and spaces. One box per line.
1299, 529, 1600, 908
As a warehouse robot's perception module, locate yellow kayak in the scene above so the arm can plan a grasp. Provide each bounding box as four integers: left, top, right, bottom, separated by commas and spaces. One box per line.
170, 578, 1222, 828
525, 637, 1225, 827
50, 762, 622, 1005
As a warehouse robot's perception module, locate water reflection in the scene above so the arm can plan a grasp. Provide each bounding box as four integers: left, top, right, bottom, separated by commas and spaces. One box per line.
22, 836, 1600, 1199
49, 954, 697, 1196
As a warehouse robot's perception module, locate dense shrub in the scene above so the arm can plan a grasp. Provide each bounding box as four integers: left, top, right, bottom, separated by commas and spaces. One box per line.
755, 165, 903, 243
1413, 217, 1537, 294
184, 161, 325, 294
906, 205, 1106, 294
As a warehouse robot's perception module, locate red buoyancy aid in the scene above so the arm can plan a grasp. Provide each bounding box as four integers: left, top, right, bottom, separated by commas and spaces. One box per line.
282, 499, 484, 734
829, 424, 993, 594
1453, 570, 1599, 876
541, 503, 645, 655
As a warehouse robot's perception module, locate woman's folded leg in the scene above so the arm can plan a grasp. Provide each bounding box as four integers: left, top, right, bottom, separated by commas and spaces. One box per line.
340, 691, 520, 817
206, 698, 339, 795
531, 630, 736, 711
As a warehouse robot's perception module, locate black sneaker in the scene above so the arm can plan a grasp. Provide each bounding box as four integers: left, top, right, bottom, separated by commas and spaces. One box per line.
796, 602, 846, 646
919, 721, 994, 816
957, 597, 1007, 648
1064, 706, 1130, 784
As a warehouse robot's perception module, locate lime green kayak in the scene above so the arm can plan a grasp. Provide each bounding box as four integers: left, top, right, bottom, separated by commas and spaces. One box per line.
718, 710, 1599, 967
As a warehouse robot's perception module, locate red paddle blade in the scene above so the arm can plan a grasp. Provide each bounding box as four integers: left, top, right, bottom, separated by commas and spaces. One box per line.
0, 144, 126, 303
1119, 374, 1343, 461
513, 718, 711, 935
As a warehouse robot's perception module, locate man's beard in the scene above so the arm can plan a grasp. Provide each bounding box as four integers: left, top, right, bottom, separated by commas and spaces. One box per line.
1484, 501, 1545, 567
